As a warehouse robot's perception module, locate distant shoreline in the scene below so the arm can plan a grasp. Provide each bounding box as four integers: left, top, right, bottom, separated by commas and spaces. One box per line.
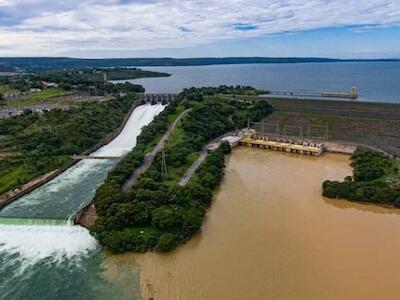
0, 57, 399, 71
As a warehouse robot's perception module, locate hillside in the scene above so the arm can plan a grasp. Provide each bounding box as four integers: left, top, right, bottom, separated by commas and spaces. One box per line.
1, 57, 399, 71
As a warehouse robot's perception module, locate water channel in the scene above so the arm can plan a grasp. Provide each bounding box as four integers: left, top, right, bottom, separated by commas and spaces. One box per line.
0, 104, 165, 300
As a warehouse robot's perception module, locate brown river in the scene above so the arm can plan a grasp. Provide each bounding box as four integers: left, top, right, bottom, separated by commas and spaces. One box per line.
105, 147, 400, 300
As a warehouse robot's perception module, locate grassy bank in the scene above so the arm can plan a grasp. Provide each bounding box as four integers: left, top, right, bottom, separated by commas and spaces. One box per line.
0, 88, 73, 109
237, 97, 400, 156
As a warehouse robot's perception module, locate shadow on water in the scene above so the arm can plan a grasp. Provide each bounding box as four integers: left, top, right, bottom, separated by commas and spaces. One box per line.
323, 197, 400, 216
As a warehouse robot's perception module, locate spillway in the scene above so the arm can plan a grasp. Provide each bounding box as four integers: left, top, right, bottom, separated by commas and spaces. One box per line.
0, 104, 165, 221
0, 103, 165, 300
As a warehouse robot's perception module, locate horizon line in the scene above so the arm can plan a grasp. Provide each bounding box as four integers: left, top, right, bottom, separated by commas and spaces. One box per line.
0, 56, 399, 60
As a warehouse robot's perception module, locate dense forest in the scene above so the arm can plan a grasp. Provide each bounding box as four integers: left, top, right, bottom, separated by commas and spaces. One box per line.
103, 68, 169, 80
323, 150, 400, 206
1, 57, 399, 71
91, 87, 273, 253
0, 95, 135, 194
179, 85, 265, 101
0, 68, 166, 95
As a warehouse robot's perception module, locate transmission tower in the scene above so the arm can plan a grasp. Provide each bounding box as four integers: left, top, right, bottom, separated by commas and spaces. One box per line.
161, 150, 168, 177
283, 125, 303, 138
308, 124, 329, 140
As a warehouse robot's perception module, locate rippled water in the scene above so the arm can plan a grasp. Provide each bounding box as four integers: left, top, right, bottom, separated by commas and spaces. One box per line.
119, 62, 400, 103
0, 225, 141, 300
107, 147, 400, 300
0, 104, 165, 219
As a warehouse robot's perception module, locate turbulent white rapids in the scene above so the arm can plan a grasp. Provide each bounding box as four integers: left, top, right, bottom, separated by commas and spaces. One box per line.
0, 225, 97, 262
93, 104, 165, 157
0, 104, 165, 300
0, 104, 165, 220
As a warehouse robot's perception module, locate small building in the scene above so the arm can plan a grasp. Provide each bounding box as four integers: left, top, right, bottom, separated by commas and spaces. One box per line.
42, 81, 59, 88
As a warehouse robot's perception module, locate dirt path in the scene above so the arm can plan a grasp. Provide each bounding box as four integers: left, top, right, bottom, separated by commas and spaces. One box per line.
122, 109, 191, 192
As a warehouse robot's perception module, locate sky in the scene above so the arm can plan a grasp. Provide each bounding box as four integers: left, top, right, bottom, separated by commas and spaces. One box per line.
0, 0, 399, 58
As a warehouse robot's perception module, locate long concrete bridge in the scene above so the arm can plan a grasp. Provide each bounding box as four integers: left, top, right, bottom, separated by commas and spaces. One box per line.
139, 93, 178, 104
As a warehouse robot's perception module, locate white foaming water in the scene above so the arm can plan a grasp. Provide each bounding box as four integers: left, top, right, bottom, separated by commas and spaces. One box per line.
0, 104, 166, 258
0, 104, 166, 219
94, 103, 165, 157
0, 225, 98, 263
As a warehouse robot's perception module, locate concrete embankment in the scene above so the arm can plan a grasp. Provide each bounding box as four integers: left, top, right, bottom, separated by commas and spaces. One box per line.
323, 141, 357, 154
75, 202, 97, 229
0, 99, 140, 211
0, 170, 59, 210
324, 140, 393, 156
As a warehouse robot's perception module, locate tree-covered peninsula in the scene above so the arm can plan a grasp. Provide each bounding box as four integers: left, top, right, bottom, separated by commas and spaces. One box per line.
91, 86, 273, 253
323, 150, 400, 206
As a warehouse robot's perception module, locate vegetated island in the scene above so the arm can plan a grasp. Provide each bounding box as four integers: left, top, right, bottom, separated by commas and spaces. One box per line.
323, 150, 400, 207
90, 86, 273, 253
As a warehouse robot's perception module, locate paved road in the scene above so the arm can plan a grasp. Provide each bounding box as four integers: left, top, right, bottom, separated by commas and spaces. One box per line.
178, 149, 208, 186
178, 131, 240, 187
122, 109, 191, 192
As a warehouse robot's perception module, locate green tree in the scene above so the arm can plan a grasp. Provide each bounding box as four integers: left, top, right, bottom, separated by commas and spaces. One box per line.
156, 233, 177, 252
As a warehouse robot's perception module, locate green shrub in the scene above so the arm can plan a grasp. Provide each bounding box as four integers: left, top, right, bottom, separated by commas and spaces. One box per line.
156, 233, 177, 252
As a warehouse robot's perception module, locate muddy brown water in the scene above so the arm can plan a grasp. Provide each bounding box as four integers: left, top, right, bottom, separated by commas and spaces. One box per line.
105, 147, 400, 300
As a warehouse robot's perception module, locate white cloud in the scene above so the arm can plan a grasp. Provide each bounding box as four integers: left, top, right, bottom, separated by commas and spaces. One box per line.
0, 0, 399, 56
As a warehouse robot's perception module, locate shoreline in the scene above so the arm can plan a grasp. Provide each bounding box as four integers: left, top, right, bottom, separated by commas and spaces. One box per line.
76, 135, 391, 229
0, 98, 140, 211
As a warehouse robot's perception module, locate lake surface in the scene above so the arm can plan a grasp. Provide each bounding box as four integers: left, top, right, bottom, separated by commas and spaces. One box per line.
121, 62, 400, 103
107, 147, 400, 300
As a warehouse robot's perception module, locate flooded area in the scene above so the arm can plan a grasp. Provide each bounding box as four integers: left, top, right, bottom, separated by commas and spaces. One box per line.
107, 147, 400, 300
